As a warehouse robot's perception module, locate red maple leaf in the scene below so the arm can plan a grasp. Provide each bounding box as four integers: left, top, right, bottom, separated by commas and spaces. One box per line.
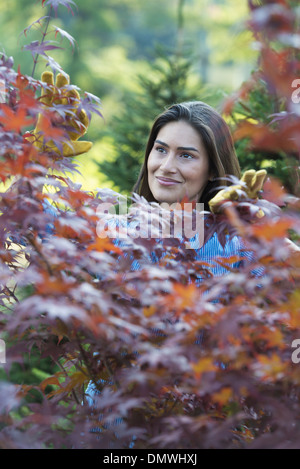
38, 113, 65, 141
0, 104, 35, 133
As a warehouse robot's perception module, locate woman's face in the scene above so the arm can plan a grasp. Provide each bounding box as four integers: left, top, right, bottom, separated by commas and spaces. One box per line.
147, 120, 211, 205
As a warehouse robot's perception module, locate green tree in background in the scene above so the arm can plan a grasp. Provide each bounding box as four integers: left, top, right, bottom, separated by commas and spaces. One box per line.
0, 0, 257, 191
229, 76, 299, 194
97, 48, 213, 193
96, 0, 228, 193
224, 0, 300, 196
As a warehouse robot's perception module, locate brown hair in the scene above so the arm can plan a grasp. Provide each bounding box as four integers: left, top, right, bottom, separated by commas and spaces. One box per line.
132, 101, 241, 210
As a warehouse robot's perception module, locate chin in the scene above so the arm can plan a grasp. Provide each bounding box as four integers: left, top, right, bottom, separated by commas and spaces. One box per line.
156, 195, 185, 205
150, 186, 186, 205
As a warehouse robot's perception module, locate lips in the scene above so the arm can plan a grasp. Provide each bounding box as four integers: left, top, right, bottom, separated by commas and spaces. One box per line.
156, 176, 181, 185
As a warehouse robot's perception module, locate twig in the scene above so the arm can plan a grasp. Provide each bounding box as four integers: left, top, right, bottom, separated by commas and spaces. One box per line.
31, 7, 52, 78
103, 357, 121, 390
75, 333, 103, 394
50, 354, 80, 405
26, 233, 54, 276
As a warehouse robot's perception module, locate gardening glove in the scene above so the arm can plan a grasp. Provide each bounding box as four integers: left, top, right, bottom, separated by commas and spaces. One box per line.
209, 169, 267, 216
27, 71, 92, 157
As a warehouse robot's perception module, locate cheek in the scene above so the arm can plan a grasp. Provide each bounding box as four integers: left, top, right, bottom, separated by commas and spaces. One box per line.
147, 153, 157, 175
188, 163, 210, 188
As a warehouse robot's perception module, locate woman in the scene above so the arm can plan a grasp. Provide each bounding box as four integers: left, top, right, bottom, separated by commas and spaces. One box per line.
29, 73, 265, 273
112, 101, 261, 279
84, 102, 262, 411
132, 100, 241, 211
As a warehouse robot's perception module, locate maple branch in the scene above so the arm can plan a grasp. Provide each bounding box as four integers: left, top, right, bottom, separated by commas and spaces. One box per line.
2, 286, 20, 304
75, 333, 104, 395
31, 7, 52, 78
50, 354, 81, 405
26, 233, 54, 276
103, 357, 121, 390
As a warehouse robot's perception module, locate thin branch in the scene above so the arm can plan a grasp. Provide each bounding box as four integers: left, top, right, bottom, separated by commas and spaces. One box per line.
50, 354, 81, 405
26, 233, 54, 276
75, 333, 104, 394
31, 7, 52, 78
103, 357, 121, 390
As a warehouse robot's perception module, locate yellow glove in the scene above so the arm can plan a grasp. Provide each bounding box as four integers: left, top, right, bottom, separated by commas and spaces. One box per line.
28, 71, 92, 157
209, 169, 267, 215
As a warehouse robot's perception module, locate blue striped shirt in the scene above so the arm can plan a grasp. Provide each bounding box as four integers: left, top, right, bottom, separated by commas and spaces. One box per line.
105, 214, 254, 281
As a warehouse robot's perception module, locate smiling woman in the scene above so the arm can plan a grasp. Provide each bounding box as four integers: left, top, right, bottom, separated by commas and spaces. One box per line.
147, 120, 211, 205
133, 101, 241, 211
84, 101, 267, 431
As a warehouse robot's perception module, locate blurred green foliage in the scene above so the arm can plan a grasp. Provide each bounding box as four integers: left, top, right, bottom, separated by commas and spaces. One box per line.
232, 79, 299, 194
98, 47, 227, 193
0, 0, 258, 190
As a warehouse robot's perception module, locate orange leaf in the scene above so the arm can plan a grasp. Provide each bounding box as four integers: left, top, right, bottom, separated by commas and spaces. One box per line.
40, 375, 62, 393
162, 282, 199, 312
65, 188, 92, 209
221, 77, 256, 115
262, 177, 287, 205
60, 371, 88, 394
87, 236, 123, 255
38, 114, 65, 141
254, 353, 288, 382
143, 305, 156, 318
251, 218, 294, 241
259, 326, 284, 349
212, 387, 233, 406
281, 290, 300, 328
18, 384, 34, 398
233, 120, 300, 153
0, 104, 35, 133
192, 357, 218, 379
36, 272, 73, 295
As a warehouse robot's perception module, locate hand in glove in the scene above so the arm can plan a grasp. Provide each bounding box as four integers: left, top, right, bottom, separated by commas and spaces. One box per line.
209, 169, 267, 216
27, 71, 92, 157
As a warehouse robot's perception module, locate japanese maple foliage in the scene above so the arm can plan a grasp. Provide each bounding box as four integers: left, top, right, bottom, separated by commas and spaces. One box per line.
223, 0, 300, 195
0, 0, 300, 450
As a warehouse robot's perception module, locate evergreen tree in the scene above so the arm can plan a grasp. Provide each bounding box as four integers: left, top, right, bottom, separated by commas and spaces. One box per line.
96, 47, 219, 194
231, 74, 299, 195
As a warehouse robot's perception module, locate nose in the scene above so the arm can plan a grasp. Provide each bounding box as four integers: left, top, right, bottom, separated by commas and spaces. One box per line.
160, 152, 177, 173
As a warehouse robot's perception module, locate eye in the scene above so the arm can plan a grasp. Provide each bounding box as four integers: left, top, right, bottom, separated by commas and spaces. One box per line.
155, 145, 167, 154
180, 152, 194, 159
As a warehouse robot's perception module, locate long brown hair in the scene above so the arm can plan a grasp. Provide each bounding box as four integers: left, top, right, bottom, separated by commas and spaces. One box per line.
132, 101, 241, 210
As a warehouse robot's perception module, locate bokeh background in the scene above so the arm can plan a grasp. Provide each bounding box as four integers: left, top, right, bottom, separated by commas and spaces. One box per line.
0, 0, 259, 192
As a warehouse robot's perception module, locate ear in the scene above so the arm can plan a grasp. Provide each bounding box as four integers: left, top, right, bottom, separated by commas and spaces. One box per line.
208, 167, 216, 181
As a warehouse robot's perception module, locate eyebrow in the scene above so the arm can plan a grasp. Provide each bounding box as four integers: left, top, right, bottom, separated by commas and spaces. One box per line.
155, 139, 200, 153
